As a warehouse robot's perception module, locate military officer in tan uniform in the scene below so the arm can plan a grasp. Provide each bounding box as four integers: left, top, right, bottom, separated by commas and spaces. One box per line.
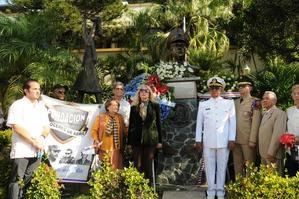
233, 78, 262, 176
258, 91, 287, 175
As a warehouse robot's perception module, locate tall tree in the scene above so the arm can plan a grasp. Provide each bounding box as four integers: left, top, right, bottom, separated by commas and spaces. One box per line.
228, 0, 299, 63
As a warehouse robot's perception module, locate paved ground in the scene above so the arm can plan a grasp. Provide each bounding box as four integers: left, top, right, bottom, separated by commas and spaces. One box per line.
162, 191, 206, 199
160, 185, 207, 199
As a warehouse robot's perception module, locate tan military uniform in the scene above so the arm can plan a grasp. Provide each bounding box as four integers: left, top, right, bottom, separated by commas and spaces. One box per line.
233, 95, 262, 176
258, 106, 286, 174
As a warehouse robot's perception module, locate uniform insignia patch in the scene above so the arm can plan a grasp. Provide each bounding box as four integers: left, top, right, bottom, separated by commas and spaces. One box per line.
252, 99, 261, 110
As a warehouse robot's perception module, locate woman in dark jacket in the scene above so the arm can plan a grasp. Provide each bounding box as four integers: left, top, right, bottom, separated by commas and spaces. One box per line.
128, 84, 162, 182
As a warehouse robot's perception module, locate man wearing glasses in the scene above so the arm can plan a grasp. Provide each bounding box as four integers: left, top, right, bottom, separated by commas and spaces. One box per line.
50, 84, 69, 101
195, 76, 236, 199
59, 148, 75, 164
100, 82, 130, 127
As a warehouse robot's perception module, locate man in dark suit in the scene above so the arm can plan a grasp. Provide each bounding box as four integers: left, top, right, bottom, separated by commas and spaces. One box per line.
75, 152, 91, 165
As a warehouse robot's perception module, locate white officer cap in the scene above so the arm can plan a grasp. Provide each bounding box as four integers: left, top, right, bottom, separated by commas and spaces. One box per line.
207, 76, 226, 88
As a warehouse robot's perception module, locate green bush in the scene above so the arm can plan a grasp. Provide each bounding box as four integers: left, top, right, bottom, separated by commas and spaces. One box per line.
88, 156, 158, 199
250, 60, 299, 110
25, 162, 62, 199
226, 163, 299, 199
0, 129, 12, 150
0, 129, 12, 198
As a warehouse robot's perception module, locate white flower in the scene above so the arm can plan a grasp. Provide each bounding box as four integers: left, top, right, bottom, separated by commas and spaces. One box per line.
187, 67, 194, 73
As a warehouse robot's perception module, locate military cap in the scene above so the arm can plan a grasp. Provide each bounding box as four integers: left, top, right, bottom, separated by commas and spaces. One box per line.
167, 28, 189, 47
238, 76, 253, 86
52, 84, 69, 92
207, 76, 226, 88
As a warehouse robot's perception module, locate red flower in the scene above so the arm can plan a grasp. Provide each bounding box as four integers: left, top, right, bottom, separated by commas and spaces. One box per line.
147, 75, 160, 86
280, 133, 296, 148
156, 85, 169, 95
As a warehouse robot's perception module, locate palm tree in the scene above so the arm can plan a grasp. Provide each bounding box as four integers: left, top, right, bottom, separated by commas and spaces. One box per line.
0, 14, 80, 114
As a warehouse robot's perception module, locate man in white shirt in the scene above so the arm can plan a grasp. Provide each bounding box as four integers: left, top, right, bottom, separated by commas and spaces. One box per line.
6, 79, 50, 199
285, 84, 299, 176
195, 76, 236, 199
100, 82, 130, 127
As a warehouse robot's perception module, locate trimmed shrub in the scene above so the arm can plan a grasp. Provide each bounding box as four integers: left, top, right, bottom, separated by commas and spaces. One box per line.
88, 156, 158, 199
25, 162, 62, 199
226, 163, 299, 199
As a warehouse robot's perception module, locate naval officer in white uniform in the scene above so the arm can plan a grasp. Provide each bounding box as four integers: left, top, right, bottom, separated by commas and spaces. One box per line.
195, 76, 236, 199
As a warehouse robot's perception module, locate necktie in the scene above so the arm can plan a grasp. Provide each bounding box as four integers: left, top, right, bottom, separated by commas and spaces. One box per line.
240, 98, 243, 103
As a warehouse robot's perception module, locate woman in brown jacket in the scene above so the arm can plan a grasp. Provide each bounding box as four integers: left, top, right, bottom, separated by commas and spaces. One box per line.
91, 99, 126, 169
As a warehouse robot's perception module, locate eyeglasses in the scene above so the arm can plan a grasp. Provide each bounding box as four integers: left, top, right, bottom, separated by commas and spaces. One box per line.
115, 87, 124, 91
140, 89, 150, 93
56, 90, 65, 94
209, 86, 221, 90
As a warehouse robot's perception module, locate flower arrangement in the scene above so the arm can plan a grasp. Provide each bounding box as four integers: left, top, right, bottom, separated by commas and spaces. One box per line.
280, 133, 296, 148
155, 61, 194, 80
124, 73, 175, 120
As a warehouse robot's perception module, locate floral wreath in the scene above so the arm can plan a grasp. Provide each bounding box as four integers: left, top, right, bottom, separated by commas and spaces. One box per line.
124, 73, 175, 120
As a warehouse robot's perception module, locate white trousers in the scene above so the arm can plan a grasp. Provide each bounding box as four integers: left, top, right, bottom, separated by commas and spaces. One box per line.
204, 147, 229, 197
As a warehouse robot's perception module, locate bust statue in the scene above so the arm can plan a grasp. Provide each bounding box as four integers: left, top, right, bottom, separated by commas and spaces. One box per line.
167, 28, 189, 64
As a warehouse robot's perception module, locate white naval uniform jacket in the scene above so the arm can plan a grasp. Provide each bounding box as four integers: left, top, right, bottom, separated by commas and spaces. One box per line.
195, 96, 236, 148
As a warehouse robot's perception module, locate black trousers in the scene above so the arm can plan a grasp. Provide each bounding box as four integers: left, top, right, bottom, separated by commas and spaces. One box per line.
284, 153, 299, 177
8, 157, 41, 199
132, 146, 156, 182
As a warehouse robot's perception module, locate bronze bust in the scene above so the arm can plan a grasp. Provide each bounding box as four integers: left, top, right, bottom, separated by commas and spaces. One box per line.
167, 28, 189, 64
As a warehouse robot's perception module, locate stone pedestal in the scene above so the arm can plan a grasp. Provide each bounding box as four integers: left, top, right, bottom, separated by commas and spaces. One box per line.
156, 77, 201, 185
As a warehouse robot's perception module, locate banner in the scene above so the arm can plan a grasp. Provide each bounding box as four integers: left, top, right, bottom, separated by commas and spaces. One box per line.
42, 95, 101, 183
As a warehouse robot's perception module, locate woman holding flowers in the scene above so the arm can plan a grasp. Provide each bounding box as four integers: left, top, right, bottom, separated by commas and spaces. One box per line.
285, 84, 299, 176
127, 84, 162, 183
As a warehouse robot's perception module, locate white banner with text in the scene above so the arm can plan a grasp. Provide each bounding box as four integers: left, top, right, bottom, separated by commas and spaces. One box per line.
42, 95, 100, 183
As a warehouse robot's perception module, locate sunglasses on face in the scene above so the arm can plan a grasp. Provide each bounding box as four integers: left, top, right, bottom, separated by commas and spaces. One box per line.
209, 86, 221, 90
56, 90, 65, 94
140, 88, 150, 93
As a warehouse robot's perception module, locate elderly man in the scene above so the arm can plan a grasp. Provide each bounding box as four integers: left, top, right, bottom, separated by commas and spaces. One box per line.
258, 91, 286, 175
100, 82, 130, 127
195, 76, 236, 199
7, 79, 50, 199
233, 77, 262, 176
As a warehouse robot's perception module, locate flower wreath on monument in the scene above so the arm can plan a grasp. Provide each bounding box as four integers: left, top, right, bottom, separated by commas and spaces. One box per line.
124, 73, 175, 120
124, 61, 196, 120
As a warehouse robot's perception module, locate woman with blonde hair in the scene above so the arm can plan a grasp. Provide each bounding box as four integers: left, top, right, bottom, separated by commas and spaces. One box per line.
91, 99, 126, 169
128, 84, 162, 182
